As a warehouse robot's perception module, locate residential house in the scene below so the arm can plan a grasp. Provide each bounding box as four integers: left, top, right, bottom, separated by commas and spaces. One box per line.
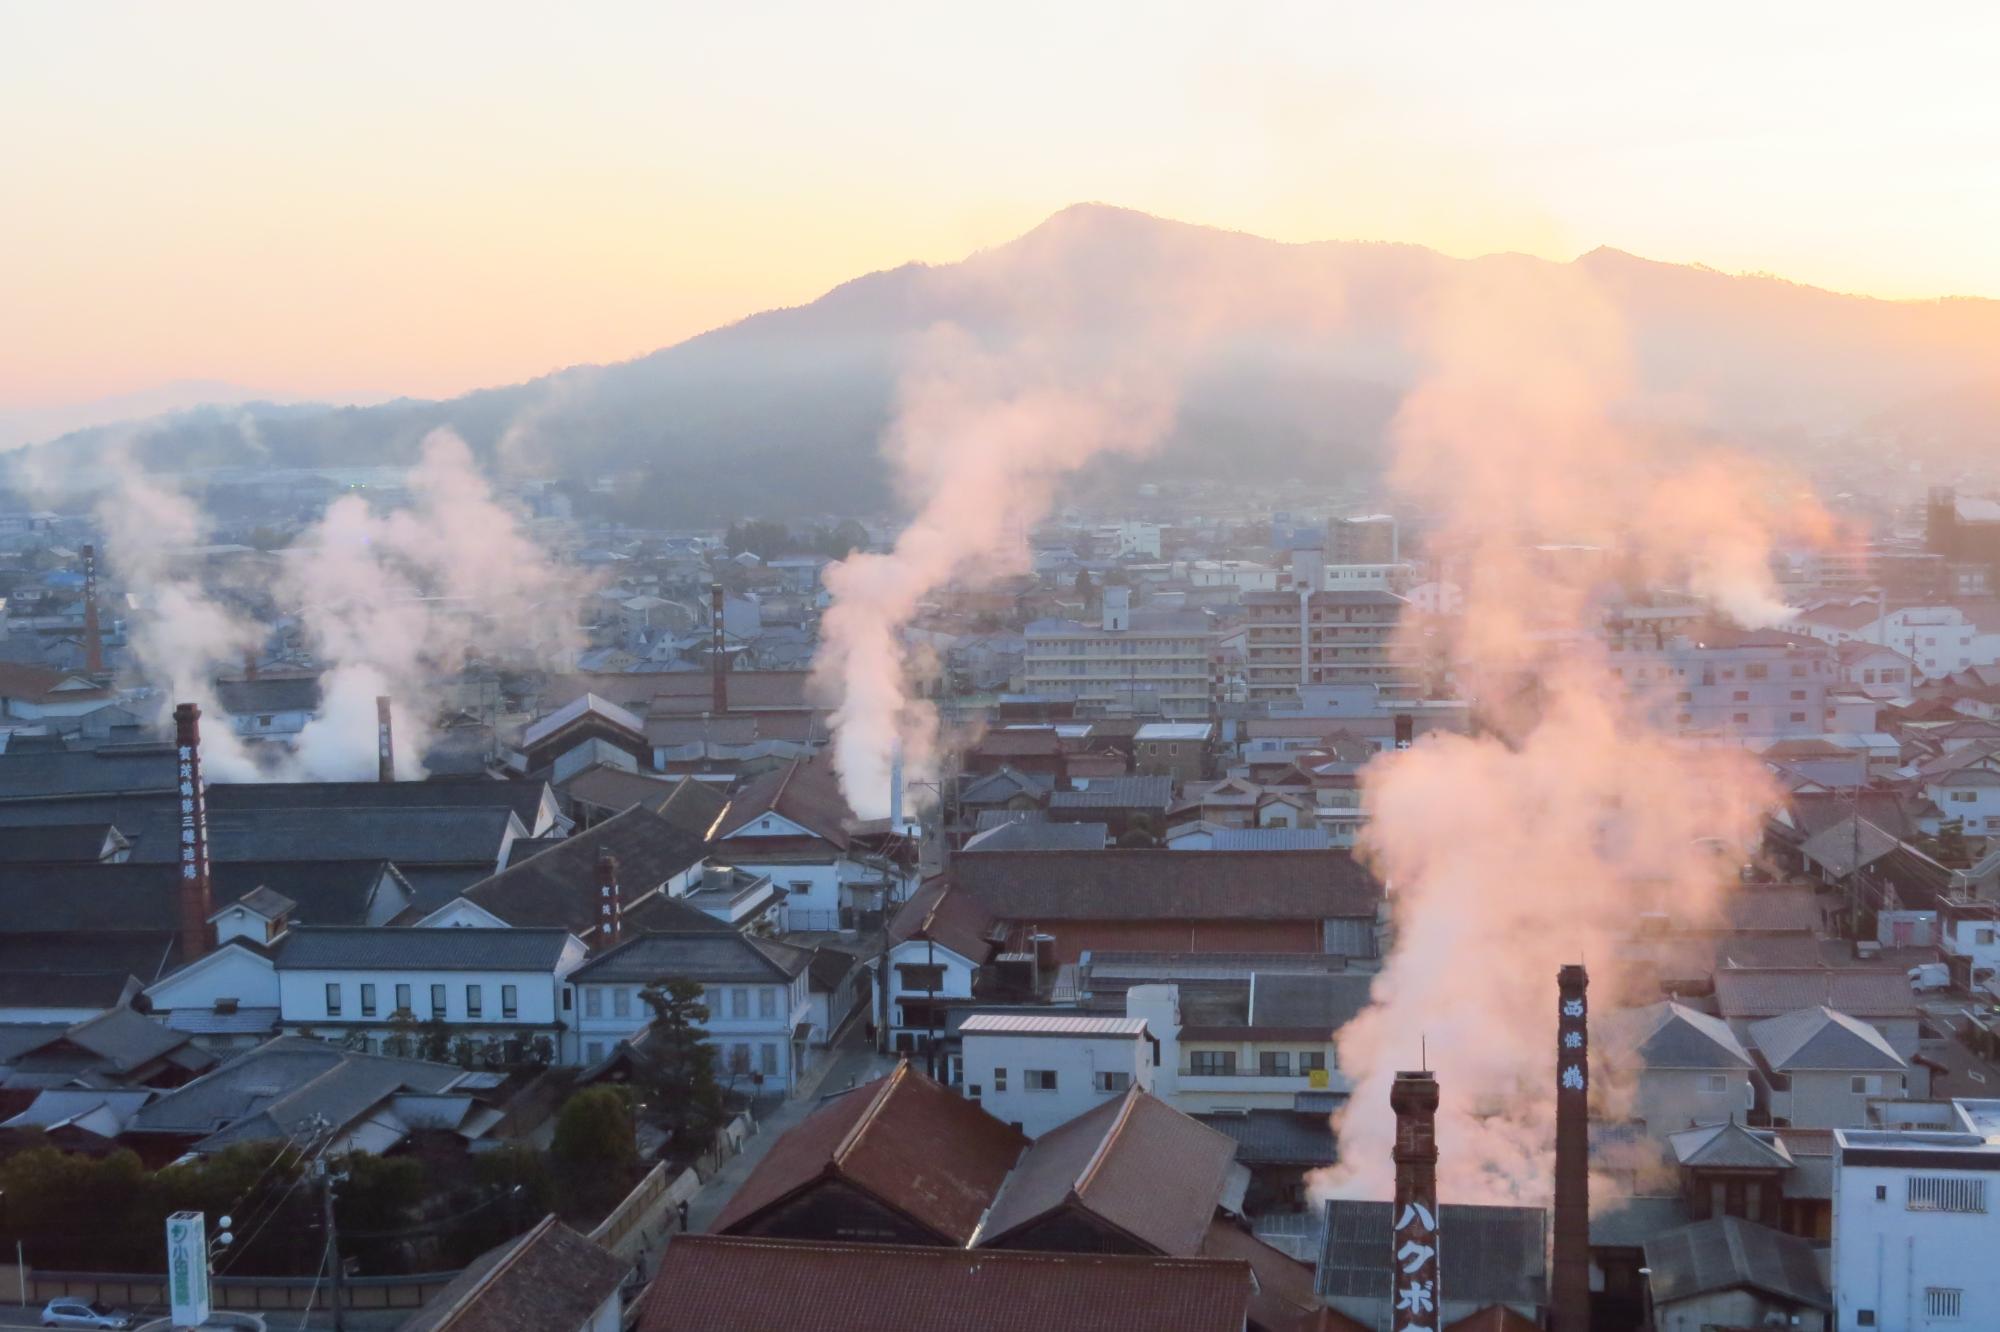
213, 673, 322, 741
711, 756, 907, 932
879, 876, 999, 1059
274, 927, 588, 1060
397, 1214, 626, 1332
1132, 722, 1213, 782
1661, 1120, 1833, 1237
1046, 776, 1174, 841
1125, 972, 1373, 1115
1640, 1215, 1830, 1332
0, 1006, 216, 1090
951, 848, 1382, 964
958, 1014, 1157, 1137
964, 727, 1070, 782
1600, 1002, 1757, 1136
1839, 640, 1918, 699
1711, 969, 1923, 1067
564, 930, 814, 1087
1747, 1006, 1912, 1129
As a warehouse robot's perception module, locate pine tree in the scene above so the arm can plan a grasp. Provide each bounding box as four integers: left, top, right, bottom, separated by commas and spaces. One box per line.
639, 976, 727, 1153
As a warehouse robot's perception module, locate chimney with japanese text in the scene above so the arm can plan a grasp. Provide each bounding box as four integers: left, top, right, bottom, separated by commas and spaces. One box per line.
81, 544, 104, 677
173, 702, 214, 962
709, 582, 729, 715
1553, 964, 1591, 1332
1389, 1068, 1441, 1332
596, 851, 623, 948
376, 695, 395, 783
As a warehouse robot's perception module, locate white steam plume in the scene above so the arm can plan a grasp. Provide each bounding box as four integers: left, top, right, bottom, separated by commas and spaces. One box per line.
1310, 260, 1825, 1204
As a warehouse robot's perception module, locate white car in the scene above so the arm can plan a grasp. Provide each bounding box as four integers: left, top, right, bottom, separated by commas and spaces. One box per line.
40, 1300, 133, 1330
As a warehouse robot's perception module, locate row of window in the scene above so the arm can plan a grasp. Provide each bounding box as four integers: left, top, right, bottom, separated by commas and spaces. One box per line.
971, 1067, 1130, 1096
581, 984, 783, 1021
325, 981, 517, 1021
580, 1038, 784, 1077
1186, 1050, 1331, 1076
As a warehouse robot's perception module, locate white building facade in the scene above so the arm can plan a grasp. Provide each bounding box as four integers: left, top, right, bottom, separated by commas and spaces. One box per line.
958, 1014, 1156, 1137
1832, 1115, 2000, 1331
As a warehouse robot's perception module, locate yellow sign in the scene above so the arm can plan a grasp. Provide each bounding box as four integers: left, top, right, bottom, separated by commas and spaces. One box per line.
1309, 1067, 1330, 1089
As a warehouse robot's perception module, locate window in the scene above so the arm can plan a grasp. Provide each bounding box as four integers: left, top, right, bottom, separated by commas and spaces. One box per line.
1700, 1073, 1730, 1094
1260, 1051, 1293, 1077
1790, 690, 1806, 701
731, 987, 750, 1019
431, 984, 446, 1018
760, 1043, 778, 1075
1732, 712, 1750, 725
1927, 1288, 1963, 1319
1953, 790, 1978, 803
1300, 1051, 1328, 1072
1732, 690, 1750, 702
1856, 1311, 1875, 1326
501, 985, 518, 1019
1094, 1071, 1130, 1093
613, 988, 631, 1018
1746, 663, 1768, 680
359, 983, 376, 1018
1791, 664, 1806, 678
1190, 1050, 1237, 1076
562, 988, 572, 1012
1851, 1074, 1882, 1094
465, 984, 483, 1018
1025, 1069, 1058, 1091
729, 1044, 751, 1074
585, 1041, 604, 1063
395, 983, 411, 1015
759, 987, 778, 1019
1908, 1177, 1986, 1212
585, 988, 603, 1018
1790, 712, 1807, 723
993, 1068, 1008, 1092
896, 963, 946, 990
325, 983, 342, 1017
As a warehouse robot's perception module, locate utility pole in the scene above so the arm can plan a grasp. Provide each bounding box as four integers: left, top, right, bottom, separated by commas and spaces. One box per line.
317, 1154, 345, 1332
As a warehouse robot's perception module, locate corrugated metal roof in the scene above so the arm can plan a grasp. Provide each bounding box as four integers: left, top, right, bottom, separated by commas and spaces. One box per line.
960, 1014, 1149, 1037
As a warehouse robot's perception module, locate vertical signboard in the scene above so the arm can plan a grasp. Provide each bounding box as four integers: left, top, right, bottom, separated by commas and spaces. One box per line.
166, 1211, 210, 1327
1389, 1070, 1440, 1332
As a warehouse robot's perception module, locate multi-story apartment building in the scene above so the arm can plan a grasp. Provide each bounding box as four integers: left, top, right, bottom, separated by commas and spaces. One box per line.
1609, 627, 1864, 738
1022, 588, 1215, 718
1236, 581, 1410, 705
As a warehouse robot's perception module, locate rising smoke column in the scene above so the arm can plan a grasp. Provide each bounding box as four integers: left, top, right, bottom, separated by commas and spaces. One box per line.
1310, 259, 1815, 1204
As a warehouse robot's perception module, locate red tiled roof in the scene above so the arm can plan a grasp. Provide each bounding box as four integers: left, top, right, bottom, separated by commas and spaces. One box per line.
637, 1235, 1254, 1332
713, 756, 854, 848
711, 1062, 1027, 1242
0, 662, 107, 704
889, 875, 997, 964
1201, 1219, 1330, 1332
981, 1088, 1239, 1256
402, 1214, 625, 1332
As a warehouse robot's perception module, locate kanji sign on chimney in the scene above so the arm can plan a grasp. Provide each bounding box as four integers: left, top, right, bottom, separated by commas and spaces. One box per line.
173, 702, 214, 961
1389, 1068, 1441, 1332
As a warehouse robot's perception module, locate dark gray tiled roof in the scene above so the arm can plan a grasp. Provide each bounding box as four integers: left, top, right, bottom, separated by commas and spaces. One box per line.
1048, 777, 1173, 811
400, 1215, 627, 1332
0, 822, 122, 863
1317, 1201, 1546, 1306
1749, 1005, 1907, 1071
127, 1035, 462, 1144
567, 930, 808, 985
274, 927, 576, 972
954, 849, 1381, 921
209, 779, 553, 828
0, 747, 177, 801
961, 820, 1107, 852
1602, 1001, 1753, 1070
0, 861, 404, 932
1195, 1110, 1336, 1166
1247, 973, 1375, 1033
1641, 1216, 1830, 1310
463, 804, 716, 935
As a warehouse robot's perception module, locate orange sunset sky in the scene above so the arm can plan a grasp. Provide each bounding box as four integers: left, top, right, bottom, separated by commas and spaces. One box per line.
4, 2, 1998, 418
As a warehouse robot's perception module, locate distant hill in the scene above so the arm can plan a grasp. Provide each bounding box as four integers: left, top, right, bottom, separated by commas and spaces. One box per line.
13, 205, 2000, 518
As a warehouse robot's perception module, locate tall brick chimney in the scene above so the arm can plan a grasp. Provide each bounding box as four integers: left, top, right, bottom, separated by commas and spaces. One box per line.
1553, 964, 1591, 1332
596, 851, 623, 948
172, 703, 214, 962
80, 544, 104, 677
709, 582, 728, 715
1390, 1068, 1441, 1332
376, 696, 395, 783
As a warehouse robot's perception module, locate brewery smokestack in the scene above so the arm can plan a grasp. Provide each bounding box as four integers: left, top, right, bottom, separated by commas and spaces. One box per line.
172, 703, 214, 963
710, 582, 728, 715
1553, 964, 1591, 1332
376, 696, 395, 783
889, 739, 905, 835
1389, 1068, 1440, 1332
242, 651, 258, 682
596, 851, 623, 949
1393, 713, 1414, 751
80, 544, 104, 677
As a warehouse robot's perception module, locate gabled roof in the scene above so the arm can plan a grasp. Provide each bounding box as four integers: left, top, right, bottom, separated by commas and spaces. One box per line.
713, 756, 855, 848
961, 820, 1107, 852
1602, 1002, 1752, 1070
1800, 818, 1902, 877
958, 767, 1054, 806
0, 662, 110, 705
979, 1089, 1239, 1256
1641, 1216, 1830, 1310
712, 1062, 1027, 1242
1049, 777, 1173, 811
1748, 1006, 1907, 1071
888, 876, 998, 965
1667, 1121, 1794, 1170
637, 1236, 1254, 1332
568, 930, 809, 985
15, 1005, 211, 1075
461, 804, 715, 936
275, 926, 577, 973
953, 849, 1381, 921
400, 1214, 626, 1332
0, 822, 126, 863
519, 692, 647, 752
1713, 968, 1917, 1021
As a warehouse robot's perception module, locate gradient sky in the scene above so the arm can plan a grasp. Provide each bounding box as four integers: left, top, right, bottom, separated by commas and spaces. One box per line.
5, 1, 1999, 416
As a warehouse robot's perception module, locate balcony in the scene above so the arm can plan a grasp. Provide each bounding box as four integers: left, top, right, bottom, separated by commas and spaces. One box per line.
1177, 1068, 1354, 1095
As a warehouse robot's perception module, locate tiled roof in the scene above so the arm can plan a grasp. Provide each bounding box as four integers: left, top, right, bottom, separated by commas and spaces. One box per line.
462, 804, 716, 936
953, 849, 1381, 921
1641, 1216, 1829, 1310
1667, 1121, 1794, 1170
1602, 1001, 1752, 1070
1748, 1005, 1906, 1071
0, 822, 122, 863
1196, 1110, 1336, 1166
888, 876, 998, 964
17, 1006, 207, 1074
400, 1214, 625, 1332
1248, 973, 1376, 1035
127, 1036, 462, 1143
961, 820, 1107, 852
1713, 968, 1917, 1020
980, 1089, 1238, 1257
713, 756, 854, 847
275, 927, 576, 972
959, 768, 1055, 806
568, 930, 809, 985
637, 1236, 1254, 1332
712, 1063, 1027, 1242
1199, 1219, 1329, 1332
1049, 777, 1173, 810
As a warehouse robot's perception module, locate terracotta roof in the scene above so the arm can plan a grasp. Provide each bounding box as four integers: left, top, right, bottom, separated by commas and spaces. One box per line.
980, 1088, 1239, 1256
953, 849, 1381, 921
401, 1213, 625, 1332
1200, 1219, 1330, 1332
888, 875, 998, 964
1712, 968, 1918, 1020
713, 756, 854, 848
711, 1062, 1027, 1242
974, 730, 1067, 758
637, 1235, 1254, 1332
0, 662, 109, 704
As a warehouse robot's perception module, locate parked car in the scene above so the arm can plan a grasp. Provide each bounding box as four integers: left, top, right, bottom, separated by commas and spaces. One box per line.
1910, 962, 1951, 992
41, 1299, 133, 1329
